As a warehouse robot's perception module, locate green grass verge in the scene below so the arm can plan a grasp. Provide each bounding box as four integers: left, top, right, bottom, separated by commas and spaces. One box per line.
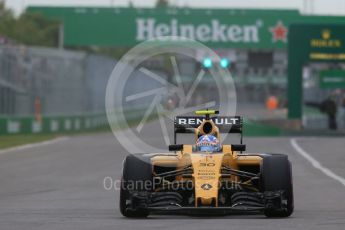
0, 134, 59, 150
243, 119, 282, 136
0, 115, 143, 150
0, 124, 113, 150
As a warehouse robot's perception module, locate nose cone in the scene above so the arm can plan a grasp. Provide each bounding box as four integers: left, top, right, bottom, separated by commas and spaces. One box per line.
191, 153, 223, 207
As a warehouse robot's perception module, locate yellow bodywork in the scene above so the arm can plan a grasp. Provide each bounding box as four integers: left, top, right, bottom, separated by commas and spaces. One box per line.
150, 117, 263, 207
150, 144, 262, 207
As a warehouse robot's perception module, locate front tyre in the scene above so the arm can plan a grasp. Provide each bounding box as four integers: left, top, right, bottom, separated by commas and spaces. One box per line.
119, 154, 153, 218
261, 154, 294, 217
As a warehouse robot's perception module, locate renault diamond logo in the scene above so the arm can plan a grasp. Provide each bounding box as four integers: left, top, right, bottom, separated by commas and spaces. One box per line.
201, 183, 213, 190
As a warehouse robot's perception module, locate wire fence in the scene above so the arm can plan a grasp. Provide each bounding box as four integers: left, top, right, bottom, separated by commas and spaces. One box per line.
0, 45, 114, 116
0, 45, 169, 135
1, 44, 340, 131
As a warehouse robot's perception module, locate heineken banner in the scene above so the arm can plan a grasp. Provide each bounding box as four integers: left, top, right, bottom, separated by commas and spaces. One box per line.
27, 7, 345, 48
27, 7, 308, 48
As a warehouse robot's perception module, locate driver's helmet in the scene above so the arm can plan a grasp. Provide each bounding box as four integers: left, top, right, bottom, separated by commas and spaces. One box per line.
196, 135, 221, 152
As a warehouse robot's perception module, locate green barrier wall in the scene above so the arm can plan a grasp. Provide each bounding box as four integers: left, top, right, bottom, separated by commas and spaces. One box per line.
243, 119, 281, 136
0, 114, 108, 136
0, 113, 283, 136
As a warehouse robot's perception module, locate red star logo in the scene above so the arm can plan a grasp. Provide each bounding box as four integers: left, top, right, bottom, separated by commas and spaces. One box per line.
269, 21, 288, 43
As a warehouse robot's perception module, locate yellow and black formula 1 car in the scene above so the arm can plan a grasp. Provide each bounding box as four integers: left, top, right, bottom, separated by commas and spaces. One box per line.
119, 110, 293, 218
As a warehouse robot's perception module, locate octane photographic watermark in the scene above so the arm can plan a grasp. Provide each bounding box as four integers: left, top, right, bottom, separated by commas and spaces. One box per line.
105, 36, 237, 154
103, 177, 242, 192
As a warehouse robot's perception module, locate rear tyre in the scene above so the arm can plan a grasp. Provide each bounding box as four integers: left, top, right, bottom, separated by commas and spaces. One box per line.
120, 154, 153, 218
260, 154, 294, 217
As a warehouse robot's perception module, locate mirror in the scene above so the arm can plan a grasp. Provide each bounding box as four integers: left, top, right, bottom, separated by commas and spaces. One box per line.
231, 144, 246, 152
169, 144, 183, 151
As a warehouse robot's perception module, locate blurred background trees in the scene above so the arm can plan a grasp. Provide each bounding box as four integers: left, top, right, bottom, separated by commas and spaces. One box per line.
0, 1, 59, 47
0, 0, 171, 57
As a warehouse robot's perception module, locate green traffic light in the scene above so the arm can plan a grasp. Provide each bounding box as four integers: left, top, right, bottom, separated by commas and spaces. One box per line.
202, 58, 212, 68
220, 58, 230, 68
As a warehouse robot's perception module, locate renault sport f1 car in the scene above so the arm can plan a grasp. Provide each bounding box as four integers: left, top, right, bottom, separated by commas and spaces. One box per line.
119, 110, 293, 217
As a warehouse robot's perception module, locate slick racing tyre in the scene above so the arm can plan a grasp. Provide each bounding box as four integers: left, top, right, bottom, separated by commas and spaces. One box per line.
120, 154, 153, 218
260, 154, 294, 217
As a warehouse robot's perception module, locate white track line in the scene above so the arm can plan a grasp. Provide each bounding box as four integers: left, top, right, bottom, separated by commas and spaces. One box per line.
0, 137, 69, 155
290, 138, 345, 187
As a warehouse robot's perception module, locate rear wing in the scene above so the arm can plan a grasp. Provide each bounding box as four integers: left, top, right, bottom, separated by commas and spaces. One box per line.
173, 116, 243, 144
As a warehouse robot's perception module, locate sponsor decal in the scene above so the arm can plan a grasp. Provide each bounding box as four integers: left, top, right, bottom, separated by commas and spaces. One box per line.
199, 162, 216, 167
7, 120, 20, 134
50, 120, 59, 132
310, 29, 342, 48
32, 121, 42, 133
136, 18, 260, 43
269, 20, 288, 43
201, 183, 213, 190
176, 116, 240, 126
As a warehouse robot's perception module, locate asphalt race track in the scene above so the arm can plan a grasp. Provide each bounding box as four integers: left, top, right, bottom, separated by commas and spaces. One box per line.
0, 122, 345, 230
